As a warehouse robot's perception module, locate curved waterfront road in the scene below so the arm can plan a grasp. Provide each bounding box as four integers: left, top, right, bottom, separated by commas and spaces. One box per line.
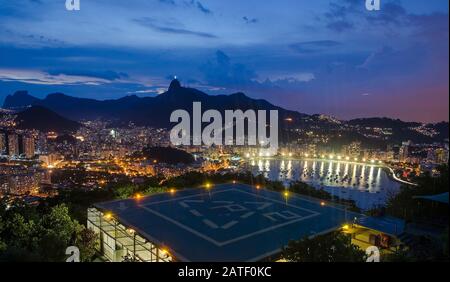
246, 156, 419, 187
386, 166, 418, 186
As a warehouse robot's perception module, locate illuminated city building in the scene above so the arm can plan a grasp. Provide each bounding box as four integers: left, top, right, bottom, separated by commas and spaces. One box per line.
0, 131, 6, 155
7, 132, 19, 157
21, 134, 35, 158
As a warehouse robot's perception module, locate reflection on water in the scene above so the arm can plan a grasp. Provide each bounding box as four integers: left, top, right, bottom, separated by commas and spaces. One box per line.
250, 159, 400, 210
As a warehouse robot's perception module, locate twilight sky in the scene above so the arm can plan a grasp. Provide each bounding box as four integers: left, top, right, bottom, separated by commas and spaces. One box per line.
0, 0, 448, 122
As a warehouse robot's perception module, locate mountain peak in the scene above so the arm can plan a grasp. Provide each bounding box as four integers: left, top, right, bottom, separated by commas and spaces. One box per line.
15, 106, 81, 133
12, 90, 30, 97
168, 79, 182, 91
46, 92, 69, 98
3, 91, 40, 109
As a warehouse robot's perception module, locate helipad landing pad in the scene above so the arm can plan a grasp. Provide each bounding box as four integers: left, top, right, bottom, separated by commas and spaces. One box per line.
95, 184, 357, 262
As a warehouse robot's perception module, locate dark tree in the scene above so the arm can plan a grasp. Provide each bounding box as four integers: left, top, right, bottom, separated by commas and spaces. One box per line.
281, 231, 366, 262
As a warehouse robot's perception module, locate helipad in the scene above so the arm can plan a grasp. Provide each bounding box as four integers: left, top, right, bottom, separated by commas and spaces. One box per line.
91, 184, 360, 262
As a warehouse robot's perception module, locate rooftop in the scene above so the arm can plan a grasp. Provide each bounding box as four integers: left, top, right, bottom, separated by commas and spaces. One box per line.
94, 184, 361, 262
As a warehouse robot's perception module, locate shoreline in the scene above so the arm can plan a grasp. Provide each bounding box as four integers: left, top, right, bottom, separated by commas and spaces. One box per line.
247, 156, 418, 187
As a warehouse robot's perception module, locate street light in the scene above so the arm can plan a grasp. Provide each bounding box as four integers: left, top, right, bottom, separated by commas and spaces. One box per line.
104, 212, 113, 220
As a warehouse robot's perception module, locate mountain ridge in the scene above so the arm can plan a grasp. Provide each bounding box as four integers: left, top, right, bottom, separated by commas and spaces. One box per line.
2, 80, 448, 144
14, 106, 82, 133
3, 79, 307, 128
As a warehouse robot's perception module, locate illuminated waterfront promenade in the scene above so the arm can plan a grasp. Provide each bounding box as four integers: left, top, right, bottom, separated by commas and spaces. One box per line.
248, 157, 405, 210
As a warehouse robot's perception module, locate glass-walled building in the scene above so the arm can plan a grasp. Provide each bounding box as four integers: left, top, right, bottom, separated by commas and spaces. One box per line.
87, 208, 172, 262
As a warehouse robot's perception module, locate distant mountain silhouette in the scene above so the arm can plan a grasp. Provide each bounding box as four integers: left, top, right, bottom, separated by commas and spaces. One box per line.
347, 117, 420, 129
15, 106, 81, 133
3, 79, 448, 145
3, 79, 307, 129
3, 91, 40, 110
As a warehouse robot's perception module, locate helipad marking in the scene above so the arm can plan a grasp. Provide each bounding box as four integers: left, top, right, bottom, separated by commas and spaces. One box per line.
139, 189, 321, 247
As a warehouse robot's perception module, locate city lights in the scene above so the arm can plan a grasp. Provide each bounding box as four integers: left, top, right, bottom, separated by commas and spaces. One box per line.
104, 212, 113, 220
160, 248, 170, 256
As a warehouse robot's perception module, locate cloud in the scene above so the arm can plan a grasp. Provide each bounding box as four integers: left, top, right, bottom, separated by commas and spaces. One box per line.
243, 16, 258, 24
133, 17, 217, 38
200, 50, 258, 87
322, 0, 409, 32
322, 0, 446, 34
358, 46, 395, 69
159, 0, 176, 5
366, 2, 407, 25
195, 1, 212, 14
159, 0, 212, 14
200, 50, 315, 91
0, 69, 113, 86
326, 20, 354, 32
0, 28, 66, 47
323, 0, 361, 32
46, 70, 129, 81
127, 88, 167, 95
290, 40, 341, 54
264, 73, 316, 84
